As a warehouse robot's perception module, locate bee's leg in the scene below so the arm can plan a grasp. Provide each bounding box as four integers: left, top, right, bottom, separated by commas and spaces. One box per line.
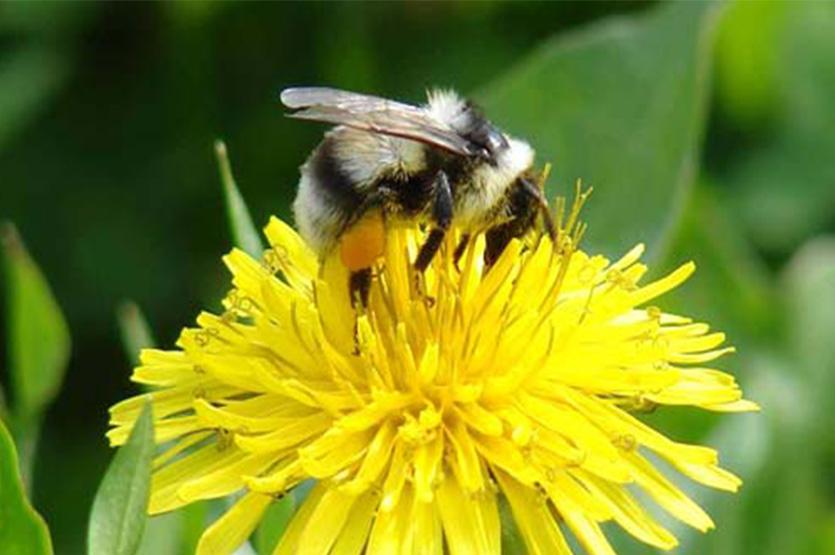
349, 267, 372, 355
453, 233, 471, 269
518, 176, 556, 242
349, 267, 372, 308
484, 225, 514, 269
414, 171, 453, 272
484, 176, 554, 270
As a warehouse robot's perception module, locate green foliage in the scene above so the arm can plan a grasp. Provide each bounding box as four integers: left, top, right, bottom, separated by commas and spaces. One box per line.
135, 501, 209, 555
88, 402, 154, 555
718, 2, 835, 256
497, 495, 525, 555
254, 495, 295, 555
480, 1, 720, 260
785, 238, 835, 395
1, 223, 71, 424
1, 223, 70, 489
0, 418, 52, 555
714, 1, 787, 128
216, 140, 265, 258
178, 502, 210, 555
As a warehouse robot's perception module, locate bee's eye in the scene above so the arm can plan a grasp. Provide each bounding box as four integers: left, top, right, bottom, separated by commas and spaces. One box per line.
465, 124, 508, 159
485, 129, 508, 155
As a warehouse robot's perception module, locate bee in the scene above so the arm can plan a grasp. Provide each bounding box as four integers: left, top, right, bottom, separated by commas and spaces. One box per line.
281, 86, 554, 306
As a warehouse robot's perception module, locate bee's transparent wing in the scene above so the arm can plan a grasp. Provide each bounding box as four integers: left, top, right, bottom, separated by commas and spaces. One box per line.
280, 87, 478, 157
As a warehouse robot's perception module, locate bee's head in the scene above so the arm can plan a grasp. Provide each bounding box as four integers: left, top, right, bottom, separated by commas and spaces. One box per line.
427, 89, 509, 162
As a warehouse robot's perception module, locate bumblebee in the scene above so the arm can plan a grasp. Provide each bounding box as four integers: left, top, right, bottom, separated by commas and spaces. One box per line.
281, 87, 554, 305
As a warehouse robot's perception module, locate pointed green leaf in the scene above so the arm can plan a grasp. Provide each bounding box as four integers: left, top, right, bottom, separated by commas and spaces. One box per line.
0, 418, 53, 555
88, 402, 154, 555
1, 222, 70, 424
215, 140, 264, 257
116, 300, 156, 367
480, 1, 721, 259
254, 494, 295, 555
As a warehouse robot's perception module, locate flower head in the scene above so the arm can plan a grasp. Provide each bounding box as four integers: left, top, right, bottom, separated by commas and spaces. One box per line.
108, 191, 756, 554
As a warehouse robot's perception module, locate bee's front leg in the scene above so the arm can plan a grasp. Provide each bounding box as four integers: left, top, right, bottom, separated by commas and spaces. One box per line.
518, 176, 556, 241
414, 171, 452, 272
453, 233, 471, 270
484, 176, 554, 269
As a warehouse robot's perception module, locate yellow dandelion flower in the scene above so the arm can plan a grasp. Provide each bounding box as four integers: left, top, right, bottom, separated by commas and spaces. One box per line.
108, 191, 757, 555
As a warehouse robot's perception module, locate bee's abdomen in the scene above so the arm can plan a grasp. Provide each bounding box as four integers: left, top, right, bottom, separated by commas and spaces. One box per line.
309, 138, 365, 210
293, 137, 364, 255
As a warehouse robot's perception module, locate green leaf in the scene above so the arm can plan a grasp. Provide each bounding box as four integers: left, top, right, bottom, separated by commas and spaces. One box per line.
88, 402, 154, 555
0, 418, 53, 555
479, 1, 721, 259
215, 140, 264, 258
116, 300, 157, 367
254, 494, 295, 555
1, 223, 71, 422
1, 223, 70, 483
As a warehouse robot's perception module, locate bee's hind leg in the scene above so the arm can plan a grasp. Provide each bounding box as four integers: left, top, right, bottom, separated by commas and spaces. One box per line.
349, 267, 373, 309
349, 267, 372, 355
414, 171, 453, 272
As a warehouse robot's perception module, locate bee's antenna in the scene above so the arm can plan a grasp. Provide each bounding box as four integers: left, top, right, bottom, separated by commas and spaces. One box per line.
537, 163, 552, 191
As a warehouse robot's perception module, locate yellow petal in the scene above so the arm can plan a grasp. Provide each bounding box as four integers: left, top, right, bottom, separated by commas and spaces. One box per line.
625, 452, 714, 531
330, 491, 379, 555
196, 491, 272, 555
494, 469, 572, 555
297, 488, 360, 554
274, 483, 327, 555
436, 475, 499, 555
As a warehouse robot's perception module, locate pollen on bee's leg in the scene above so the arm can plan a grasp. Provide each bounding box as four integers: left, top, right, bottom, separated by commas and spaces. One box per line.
340, 212, 386, 272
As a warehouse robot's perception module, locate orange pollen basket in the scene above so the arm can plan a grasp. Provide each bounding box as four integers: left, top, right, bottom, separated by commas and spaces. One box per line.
339, 211, 386, 271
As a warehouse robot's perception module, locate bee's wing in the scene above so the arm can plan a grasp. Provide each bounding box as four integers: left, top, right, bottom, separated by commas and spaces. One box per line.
280, 87, 478, 157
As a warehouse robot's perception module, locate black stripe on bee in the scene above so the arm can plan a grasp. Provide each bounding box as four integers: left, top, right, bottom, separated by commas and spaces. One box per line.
308, 137, 364, 214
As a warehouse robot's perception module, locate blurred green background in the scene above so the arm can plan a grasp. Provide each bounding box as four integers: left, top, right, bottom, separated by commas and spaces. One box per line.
2, 1, 835, 554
